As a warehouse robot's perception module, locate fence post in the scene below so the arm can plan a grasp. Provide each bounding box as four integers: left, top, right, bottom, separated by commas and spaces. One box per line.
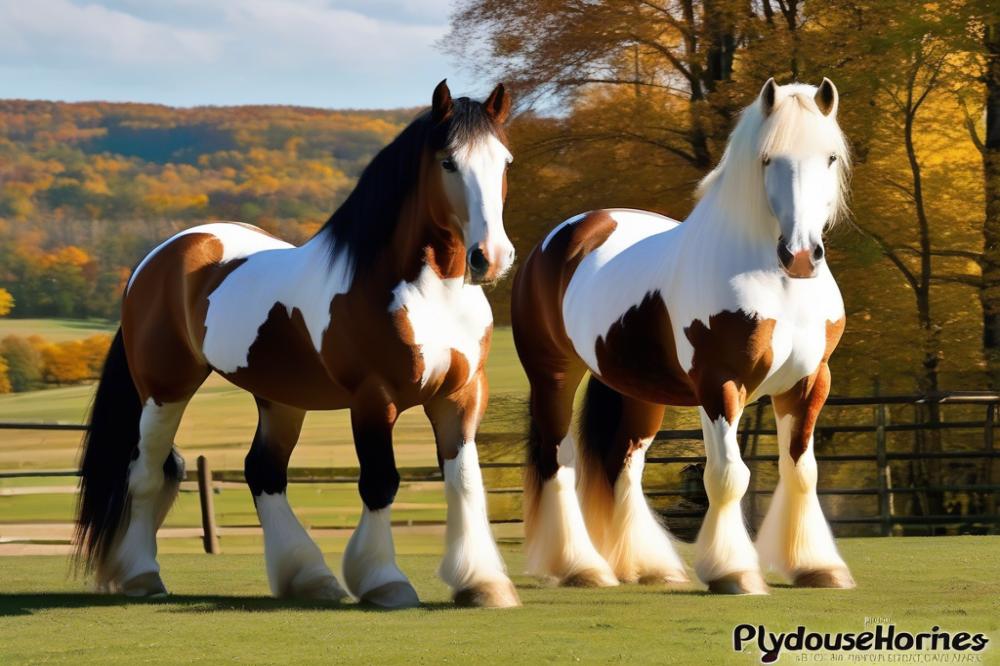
744, 400, 765, 528
875, 402, 891, 536
197, 455, 221, 554
986, 404, 997, 518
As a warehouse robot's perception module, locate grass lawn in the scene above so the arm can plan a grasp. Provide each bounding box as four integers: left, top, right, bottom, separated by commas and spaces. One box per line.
0, 537, 997, 664
0, 326, 536, 471
0, 318, 116, 342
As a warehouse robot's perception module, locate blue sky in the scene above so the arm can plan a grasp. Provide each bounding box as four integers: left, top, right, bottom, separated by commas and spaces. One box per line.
0, 0, 483, 109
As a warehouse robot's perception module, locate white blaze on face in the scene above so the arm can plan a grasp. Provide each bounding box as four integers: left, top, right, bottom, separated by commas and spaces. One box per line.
441, 133, 515, 279
764, 151, 839, 255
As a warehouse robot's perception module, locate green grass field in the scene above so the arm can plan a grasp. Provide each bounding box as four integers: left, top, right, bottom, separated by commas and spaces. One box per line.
0, 320, 997, 663
0, 537, 997, 664
0, 325, 534, 471
0, 318, 116, 342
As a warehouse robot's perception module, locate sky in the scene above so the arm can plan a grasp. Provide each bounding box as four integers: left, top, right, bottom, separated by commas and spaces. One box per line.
0, 0, 483, 109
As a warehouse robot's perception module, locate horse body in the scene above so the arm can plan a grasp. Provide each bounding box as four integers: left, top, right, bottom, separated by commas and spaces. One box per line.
555, 207, 844, 407
75, 81, 521, 608
513, 78, 856, 594
125, 222, 492, 411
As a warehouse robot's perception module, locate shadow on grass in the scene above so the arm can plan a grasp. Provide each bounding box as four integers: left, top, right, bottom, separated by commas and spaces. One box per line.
0, 593, 457, 617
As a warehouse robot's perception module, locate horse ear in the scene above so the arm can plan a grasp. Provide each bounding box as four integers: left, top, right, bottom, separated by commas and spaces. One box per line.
815, 77, 839, 116
432, 79, 453, 123
759, 77, 777, 116
484, 83, 512, 124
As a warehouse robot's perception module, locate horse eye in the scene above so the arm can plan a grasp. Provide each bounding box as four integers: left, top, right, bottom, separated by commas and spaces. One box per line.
762, 156, 771, 167
829, 154, 838, 166
442, 158, 457, 173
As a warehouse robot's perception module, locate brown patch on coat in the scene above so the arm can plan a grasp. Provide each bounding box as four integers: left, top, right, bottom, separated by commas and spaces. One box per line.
122, 232, 232, 404
772, 318, 845, 462
685, 311, 777, 423
594, 291, 698, 406
511, 210, 619, 483
220, 303, 350, 410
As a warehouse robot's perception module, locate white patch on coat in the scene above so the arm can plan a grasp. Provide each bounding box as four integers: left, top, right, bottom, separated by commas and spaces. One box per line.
562, 209, 679, 371
439, 441, 510, 590
389, 263, 493, 387
256, 492, 345, 599
342, 506, 411, 598
200, 228, 352, 373
127, 222, 290, 292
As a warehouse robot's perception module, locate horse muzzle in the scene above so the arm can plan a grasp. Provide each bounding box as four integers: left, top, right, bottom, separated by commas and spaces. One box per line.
468, 243, 515, 284
777, 237, 823, 279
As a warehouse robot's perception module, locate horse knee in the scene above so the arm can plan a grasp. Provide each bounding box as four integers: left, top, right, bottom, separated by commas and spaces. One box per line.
245, 442, 287, 496
359, 467, 400, 511
704, 458, 750, 504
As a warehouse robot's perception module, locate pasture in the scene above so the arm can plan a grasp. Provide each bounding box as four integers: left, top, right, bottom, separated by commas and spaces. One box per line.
0, 324, 541, 471
2, 319, 997, 663
1, 537, 997, 663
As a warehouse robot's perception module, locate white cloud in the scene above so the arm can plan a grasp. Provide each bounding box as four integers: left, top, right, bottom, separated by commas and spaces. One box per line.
0, 0, 481, 108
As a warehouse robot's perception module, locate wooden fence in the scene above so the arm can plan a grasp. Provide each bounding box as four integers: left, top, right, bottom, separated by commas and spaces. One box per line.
1, 392, 998, 552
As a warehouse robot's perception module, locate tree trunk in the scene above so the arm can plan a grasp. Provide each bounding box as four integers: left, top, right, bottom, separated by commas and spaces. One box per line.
980, 21, 1000, 388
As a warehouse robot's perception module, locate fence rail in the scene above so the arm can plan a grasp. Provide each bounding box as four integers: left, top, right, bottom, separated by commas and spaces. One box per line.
1, 391, 998, 551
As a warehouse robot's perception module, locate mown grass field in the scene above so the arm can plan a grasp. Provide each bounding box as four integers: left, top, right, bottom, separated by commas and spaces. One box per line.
0, 323, 536, 471
0, 537, 998, 664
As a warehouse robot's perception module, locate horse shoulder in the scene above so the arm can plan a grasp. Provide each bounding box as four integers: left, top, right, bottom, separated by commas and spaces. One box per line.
388, 264, 493, 391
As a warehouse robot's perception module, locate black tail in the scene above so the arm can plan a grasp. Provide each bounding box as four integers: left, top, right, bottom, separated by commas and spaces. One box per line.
74, 328, 144, 573
576, 375, 625, 532
578, 375, 624, 482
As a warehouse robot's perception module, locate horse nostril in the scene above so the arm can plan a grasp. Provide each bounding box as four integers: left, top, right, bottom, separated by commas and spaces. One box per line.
469, 248, 489, 275
776, 238, 793, 268
812, 244, 825, 261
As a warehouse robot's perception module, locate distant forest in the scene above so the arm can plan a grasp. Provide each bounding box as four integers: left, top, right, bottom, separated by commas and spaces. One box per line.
0, 101, 413, 320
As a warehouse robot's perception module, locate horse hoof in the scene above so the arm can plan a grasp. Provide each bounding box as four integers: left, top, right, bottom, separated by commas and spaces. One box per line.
638, 568, 690, 586
793, 567, 855, 589
707, 571, 768, 595
561, 567, 618, 588
289, 574, 349, 602
361, 581, 421, 609
453, 579, 521, 608
121, 572, 168, 598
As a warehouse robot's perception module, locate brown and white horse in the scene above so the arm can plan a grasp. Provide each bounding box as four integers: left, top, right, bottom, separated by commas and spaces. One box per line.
511, 79, 854, 595
75, 80, 521, 608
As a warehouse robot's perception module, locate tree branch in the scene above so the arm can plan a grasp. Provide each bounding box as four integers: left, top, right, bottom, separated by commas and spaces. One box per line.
851, 223, 919, 291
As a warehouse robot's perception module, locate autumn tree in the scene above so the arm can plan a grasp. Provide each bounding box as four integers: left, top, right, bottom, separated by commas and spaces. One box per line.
0, 335, 43, 392
0, 288, 12, 316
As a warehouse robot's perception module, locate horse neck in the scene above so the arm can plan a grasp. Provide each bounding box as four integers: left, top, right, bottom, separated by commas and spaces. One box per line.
680, 186, 778, 270
386, 189, 466, 284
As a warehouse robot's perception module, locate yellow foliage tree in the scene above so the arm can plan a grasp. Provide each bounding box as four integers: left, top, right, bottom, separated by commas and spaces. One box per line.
0, 356, 11, 394
0, 288, 12, 317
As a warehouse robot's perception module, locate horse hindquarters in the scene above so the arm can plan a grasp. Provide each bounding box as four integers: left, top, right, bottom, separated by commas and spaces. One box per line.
576, 377, 686, 584
75, 329, 187, 596
511, 255, 615, 587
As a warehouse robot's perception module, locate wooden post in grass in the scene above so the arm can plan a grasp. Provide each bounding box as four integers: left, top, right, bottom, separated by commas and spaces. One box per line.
197, 455, 221, 554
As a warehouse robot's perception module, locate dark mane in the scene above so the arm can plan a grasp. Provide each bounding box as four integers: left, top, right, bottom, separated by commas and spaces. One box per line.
318, 97, 502, 275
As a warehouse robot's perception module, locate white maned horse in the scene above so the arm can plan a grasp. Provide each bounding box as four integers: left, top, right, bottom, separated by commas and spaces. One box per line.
511, 78, 854, 595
